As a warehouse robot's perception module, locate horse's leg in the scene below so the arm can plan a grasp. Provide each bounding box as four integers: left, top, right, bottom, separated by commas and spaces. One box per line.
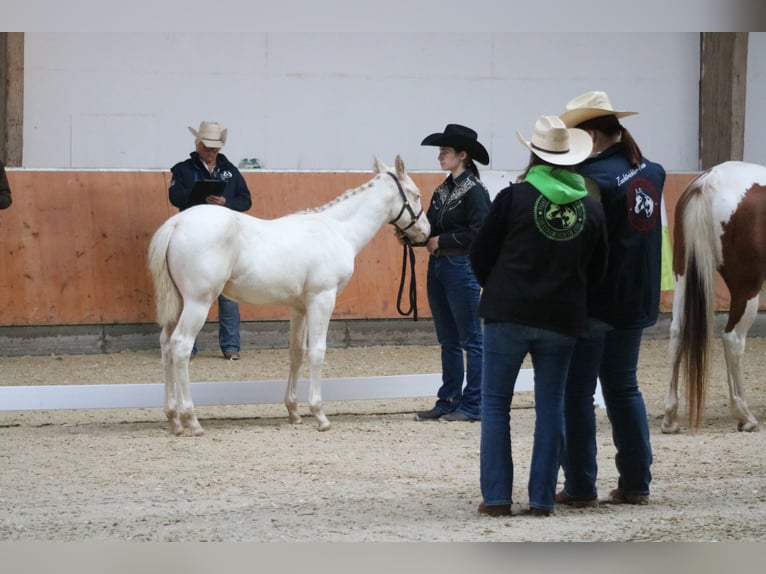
159, 322, 184, 435
305, 292, 337, 431
662, 275, 685, 434
721, 294, 760, 432
168, 301, 209, 436
284, 308, 307, 424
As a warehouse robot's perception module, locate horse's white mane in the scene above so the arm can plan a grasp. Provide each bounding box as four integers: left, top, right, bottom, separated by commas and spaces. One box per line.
300, 177, 381, 214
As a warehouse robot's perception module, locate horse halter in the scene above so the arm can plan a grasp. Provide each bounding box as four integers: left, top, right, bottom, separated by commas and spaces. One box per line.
386, 171, 424, 234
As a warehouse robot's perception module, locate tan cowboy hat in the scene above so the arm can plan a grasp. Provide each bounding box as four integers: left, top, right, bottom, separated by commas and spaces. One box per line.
421, 123, 490, 165
188, 121, 228, 148
558, 91, 638, 128
516, 115, 592, 166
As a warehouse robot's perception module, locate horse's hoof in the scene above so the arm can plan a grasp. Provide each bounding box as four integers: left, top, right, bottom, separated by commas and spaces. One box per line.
192, 427, 205, 437
317, 422, 332, 432
288, 414, 303, 424
661, 420, 681, 434
737, 421, 759, 432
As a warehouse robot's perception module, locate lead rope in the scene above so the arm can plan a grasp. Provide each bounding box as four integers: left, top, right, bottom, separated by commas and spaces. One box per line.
396, 241, 419, 320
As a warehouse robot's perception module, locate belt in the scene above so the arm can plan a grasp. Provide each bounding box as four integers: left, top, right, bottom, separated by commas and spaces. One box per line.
435, 248, 469, 256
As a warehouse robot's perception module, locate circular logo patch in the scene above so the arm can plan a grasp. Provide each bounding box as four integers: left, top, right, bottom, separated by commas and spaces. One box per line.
534, 195, 585, 241
627, 177, 660, 232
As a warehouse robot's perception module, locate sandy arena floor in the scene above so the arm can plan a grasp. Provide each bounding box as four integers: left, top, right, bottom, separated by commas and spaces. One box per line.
1, 339, 765, 541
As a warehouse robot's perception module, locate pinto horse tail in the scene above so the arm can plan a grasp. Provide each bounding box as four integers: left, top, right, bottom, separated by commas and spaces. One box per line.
674, 173, 717, 430
148, 219, 183, 328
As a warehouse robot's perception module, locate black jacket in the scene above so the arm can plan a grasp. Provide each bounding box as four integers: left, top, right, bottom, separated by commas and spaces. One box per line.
470, 180, 608, 337
427, 171, 491, 251
0, 161, 12, 210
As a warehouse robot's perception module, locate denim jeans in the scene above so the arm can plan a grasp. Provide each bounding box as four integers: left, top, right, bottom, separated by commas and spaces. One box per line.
426, 254, 483, 419
217, 295, 241, 353
192, 294, 240, 355
561, 321, 653, 498
480, 321, 577, 511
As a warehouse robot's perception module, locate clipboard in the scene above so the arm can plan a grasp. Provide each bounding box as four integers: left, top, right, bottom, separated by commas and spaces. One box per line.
189, 179, 226, 206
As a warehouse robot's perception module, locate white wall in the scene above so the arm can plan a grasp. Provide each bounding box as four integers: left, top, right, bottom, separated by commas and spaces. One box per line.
22, 32, 759, 173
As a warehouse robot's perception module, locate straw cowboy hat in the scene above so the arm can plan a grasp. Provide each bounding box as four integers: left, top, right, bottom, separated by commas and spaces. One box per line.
421, 123, 490, 165
188, 121, 228, 148
516, 115, 593, 166
558, 91, 638, 128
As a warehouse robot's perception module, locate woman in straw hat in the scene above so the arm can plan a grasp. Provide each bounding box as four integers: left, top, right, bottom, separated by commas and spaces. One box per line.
555, 91, 666, 508
168, 121, 253, 361
469, 115, 608, 516
411, 124, 491, 423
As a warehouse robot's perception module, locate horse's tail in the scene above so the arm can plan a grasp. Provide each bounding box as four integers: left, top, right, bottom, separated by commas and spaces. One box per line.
148, 218, 183, 328
673, 172, 717, 430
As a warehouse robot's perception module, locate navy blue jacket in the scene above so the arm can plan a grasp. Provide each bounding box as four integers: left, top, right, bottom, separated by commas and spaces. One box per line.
579, 145, 666, 328
169, 152, 252, 212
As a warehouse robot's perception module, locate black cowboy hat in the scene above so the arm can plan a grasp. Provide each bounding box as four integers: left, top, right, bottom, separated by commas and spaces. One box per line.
421, 123, 489, 165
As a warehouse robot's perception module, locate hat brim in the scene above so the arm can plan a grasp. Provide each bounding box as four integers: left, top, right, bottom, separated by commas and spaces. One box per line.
515, 128, 593, 166
199, 138, 224, 149
188, 126, 227, 148
559, 109, 638, 128
421, 132, 489, 165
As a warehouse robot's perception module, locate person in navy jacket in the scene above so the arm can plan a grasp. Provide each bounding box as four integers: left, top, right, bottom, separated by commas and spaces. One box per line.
168, 121, 252, 360
555, 91, 666, 508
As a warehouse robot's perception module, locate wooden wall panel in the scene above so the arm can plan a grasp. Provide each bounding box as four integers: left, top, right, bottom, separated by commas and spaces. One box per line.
0, 169, 724, 328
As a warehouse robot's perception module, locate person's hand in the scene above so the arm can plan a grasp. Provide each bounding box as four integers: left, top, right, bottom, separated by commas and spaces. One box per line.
206, 195, 226, 206
426, 236, 440, 255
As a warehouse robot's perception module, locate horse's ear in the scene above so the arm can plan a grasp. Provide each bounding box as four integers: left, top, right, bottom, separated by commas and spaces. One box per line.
395, 154, 406, 177
373, 156, 387, 174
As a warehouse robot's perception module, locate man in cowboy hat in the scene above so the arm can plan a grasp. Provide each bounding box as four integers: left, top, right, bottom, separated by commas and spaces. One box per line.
168, 121, 253, 361
469, 115, 608, 517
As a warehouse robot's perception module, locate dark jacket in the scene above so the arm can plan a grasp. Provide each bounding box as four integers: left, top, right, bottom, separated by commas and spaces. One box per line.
0, 161, 12, 210
427, 170, 491, 252
470, 172, 608, 337
579, 145, 666, 328
169, 152, 252, 212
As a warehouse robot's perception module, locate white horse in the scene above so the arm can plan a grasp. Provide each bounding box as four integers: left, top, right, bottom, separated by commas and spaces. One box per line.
662, 161, 766, 433
148, 156, 430, 435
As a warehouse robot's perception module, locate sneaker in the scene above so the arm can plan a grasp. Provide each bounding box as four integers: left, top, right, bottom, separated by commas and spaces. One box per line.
609, 488, 649, 505
441, 411, 479, 422
223, 351, 240, 361
478, 502, 513, 517
555, 490, 599, 508
415, 407, 444, 421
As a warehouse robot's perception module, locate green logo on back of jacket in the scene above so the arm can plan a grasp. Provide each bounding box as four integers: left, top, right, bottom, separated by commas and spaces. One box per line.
533, 195, 585, 241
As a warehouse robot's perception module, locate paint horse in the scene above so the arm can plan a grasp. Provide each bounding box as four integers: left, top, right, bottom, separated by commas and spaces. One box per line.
663, 161, 766, 433
148, 156, 430, 436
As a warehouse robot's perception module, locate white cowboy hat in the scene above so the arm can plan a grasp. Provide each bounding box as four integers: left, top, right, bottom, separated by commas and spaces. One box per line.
188, 121, 228, 148
558, 91, 638, 128
516, 115, 593, 166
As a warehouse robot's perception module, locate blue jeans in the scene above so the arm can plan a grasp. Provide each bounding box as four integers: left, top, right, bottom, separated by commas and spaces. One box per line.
192, 295, 240, 355
561, 321, 652, 498
426, 254, 483, 419
480, 321, 577, 511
